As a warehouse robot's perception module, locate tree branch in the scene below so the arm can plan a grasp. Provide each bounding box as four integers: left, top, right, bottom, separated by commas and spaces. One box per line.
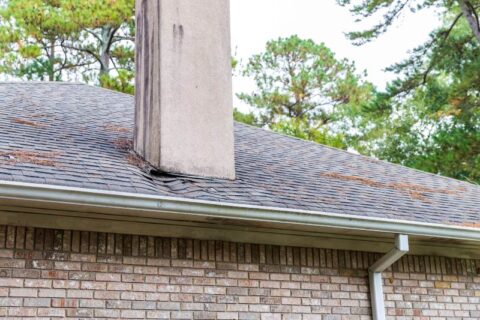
61, 43, 101, 64
458, 0, 480, 43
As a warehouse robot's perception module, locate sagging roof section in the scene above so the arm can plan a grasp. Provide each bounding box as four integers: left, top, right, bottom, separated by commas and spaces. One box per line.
0, 82, 479, 227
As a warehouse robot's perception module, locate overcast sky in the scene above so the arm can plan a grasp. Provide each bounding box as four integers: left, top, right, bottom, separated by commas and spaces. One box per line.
230, 0, 441, 109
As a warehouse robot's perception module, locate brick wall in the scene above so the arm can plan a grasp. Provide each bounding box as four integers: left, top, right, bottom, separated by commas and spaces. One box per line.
0, 225, 478, 319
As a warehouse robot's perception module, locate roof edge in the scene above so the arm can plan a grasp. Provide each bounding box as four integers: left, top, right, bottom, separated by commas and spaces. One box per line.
0, 181, 479, 242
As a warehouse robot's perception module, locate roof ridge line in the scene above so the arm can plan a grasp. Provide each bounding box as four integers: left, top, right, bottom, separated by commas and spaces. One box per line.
0, 81, 84, 85
0, 81, 135, 98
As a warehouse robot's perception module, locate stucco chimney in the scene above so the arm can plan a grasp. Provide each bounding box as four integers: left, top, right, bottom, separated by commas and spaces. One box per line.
134, 0, 235, 179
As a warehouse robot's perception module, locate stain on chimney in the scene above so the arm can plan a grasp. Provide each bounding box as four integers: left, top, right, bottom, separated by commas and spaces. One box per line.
173, 24, 184, 40
179, 24, 184, 38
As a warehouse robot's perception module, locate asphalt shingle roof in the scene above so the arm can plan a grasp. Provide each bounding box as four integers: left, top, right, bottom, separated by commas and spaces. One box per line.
0, 82, 479, 226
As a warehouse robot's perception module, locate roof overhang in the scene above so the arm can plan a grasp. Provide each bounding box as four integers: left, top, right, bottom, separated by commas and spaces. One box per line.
0, 181, 479, 259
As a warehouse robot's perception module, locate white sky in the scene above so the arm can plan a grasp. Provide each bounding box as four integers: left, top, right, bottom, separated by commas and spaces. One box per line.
230, 0, 441, 110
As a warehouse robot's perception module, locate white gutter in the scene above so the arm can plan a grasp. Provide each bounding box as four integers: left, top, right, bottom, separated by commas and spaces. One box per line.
0, 181, 479, 242
369, 234, 409, 320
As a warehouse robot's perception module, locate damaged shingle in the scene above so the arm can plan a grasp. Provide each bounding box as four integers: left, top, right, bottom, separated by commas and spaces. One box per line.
320, 172, 465, 203
12, 118, 48, 128
0, 82, 478, 227
0, 150, 62, 167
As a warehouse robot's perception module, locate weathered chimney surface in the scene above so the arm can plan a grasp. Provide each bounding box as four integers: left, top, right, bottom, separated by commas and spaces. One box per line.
135, 0, 235, 179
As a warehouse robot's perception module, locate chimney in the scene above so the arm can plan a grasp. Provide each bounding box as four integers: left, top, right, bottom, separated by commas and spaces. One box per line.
134, 0, 235, 179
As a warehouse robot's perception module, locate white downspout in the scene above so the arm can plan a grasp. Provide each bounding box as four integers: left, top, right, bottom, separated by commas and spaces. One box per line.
369, 234, 409, 320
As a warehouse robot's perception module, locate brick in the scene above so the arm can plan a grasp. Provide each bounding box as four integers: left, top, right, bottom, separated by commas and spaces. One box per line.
106, 300, 132, 309
69, 271, 95, 281
0, 298, 22, 307
94, 290, 120, 300
67, 289, 93, 298
109, 264, 134, 273
134, 265, 158, 274
79, 299, 105, 308
38, 288, 66, 297
121, 291, 146, 300
171, 311, 194, 319
132, 283, 156, 292
124, 257, 147, 265
54, 261, 81, 270
205, 286, 227, 295
239, 296, 260, 304
70, 253, 96, 262
0, 225, 479, 320
147, 311, 170, 318
239, 313, 260, 320
37, 308, 66, 317
182, 268, 205, 277
96, 273, 121, 282
146, 292, 169, 301
82, 262, 108, 272
121, 310, 146, 318
0, 249, 13, 258
146, 275, 169, 284
42, 270, 68, 279
95, 309, 121, 318
0, 258, 24, 268
9, 288, 37, 297
66, 308, 94, 317
157, 302, 181, 310
218, 312, 239, 319
12, 268, 41, 278
260, 280, 280, 288
122, 273, 145, 283
132, 301, 157, 309
24, 298, 51, 307
194, 277, 216, 286
0, 278, 23, 287
147, 258, 170, 267
52, 298, 79, 308
107, 282, 132, 291
53, 279, 80, 289
81, 281, 106, 290
24, 279, 52, 288
261, 313, 281, 320
8, 308, 36, 317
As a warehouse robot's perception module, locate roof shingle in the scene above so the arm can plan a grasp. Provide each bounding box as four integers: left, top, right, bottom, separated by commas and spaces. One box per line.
0, 82, 479, 226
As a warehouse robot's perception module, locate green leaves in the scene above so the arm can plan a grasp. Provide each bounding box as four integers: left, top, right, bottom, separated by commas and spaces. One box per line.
236, 35, 374, 149
0, 0, 134, 92
338, 0, 480, 45
18, 44, 42, 59
337, 0, 417, 45
99, 69, 134, 94
351, 17, 480, 183
335, 1, 480, 184
270, 118, 347, 149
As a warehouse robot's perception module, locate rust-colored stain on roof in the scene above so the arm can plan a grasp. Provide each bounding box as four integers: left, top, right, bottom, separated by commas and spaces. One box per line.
125, 152, 149, 170
321, 172, 463, 202
113, 138, 150, 171
103, 124, 131, 133
113, 138, 133, 151
0, 150, 62, 167
1, 83, 478, 225
459, 222, 480, 229
12, 117, 48, 128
